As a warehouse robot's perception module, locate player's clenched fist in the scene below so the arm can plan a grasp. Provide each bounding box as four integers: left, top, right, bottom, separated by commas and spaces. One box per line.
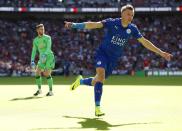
160, 51, 173, 61
64, 21, 73, 29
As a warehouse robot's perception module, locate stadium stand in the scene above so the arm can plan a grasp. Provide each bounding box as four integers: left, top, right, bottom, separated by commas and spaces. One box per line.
0, 13, 181, 76
0, 0, 182, 7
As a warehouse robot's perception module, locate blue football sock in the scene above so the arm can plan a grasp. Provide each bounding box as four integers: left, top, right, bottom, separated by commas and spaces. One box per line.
94, 82, 103, 106
80, 77, 93, 86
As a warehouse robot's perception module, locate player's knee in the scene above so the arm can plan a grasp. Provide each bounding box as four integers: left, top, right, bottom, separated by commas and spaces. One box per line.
35, 71, 41, 76
92, 79, 104, 86
43, 71, 51, 77
43, 73, 49, 77
96, 74, 105, 83
35, 69, 41, 75
92, 79, 96, 86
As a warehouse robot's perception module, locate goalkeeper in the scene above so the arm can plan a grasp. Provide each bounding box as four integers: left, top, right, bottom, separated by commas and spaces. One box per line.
31, 24, 55, 96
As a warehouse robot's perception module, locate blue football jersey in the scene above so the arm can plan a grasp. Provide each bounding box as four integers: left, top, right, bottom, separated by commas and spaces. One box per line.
98, 18, 143, 61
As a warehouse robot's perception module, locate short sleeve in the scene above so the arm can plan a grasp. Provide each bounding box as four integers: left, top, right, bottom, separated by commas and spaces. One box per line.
101, 18, 113, 28
132, 24, 143, 39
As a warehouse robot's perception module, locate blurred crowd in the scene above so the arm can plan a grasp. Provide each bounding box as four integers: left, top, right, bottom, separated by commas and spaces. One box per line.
0, 0, 182, 7
0, 15, 182, 76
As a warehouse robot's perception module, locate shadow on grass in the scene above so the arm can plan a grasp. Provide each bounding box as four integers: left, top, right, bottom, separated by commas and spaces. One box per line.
31, 115, 160, 130
10, 96, 43, 101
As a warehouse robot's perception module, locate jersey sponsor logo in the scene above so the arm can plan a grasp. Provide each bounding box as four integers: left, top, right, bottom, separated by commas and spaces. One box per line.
97, 61, 102, 65
111, 35, 126, 46
126, 29, 131, 34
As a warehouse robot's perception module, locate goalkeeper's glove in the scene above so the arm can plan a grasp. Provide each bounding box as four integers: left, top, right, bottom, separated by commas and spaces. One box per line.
31, 61, 36, 69
40, 54, 47, 63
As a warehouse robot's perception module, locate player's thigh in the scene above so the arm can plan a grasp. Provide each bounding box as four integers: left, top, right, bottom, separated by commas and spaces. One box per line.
95, 67, 105, 82
35, 66, 42, 76
37, 60, 45, 71
94, 58, 106, 82
45, 54, 55, 70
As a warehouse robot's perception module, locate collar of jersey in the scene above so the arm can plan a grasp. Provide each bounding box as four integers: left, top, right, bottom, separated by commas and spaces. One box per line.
119, 18, 130, 29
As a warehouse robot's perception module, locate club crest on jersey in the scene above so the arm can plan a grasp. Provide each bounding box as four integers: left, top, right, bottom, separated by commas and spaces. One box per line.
97, 61, 102, 65
126, 29, 131, 34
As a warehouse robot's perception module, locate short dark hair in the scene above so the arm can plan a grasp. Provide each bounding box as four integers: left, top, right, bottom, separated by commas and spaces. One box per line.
121, 4, 134, 13
36, 24, 44, 29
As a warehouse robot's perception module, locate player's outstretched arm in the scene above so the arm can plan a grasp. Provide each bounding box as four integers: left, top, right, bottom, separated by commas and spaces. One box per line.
64, 21, 103, 30
138, 37, 173, 61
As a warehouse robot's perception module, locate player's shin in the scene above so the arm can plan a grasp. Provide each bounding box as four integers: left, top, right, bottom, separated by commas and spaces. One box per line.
94, 81, 105, 116
35, 76, 42, 90
47, 76, 53, 91
94, 82, 103, 106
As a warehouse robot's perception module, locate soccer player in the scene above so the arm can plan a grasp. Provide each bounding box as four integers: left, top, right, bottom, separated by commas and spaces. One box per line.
31, 24, 55, 96
64, 5, 172, 116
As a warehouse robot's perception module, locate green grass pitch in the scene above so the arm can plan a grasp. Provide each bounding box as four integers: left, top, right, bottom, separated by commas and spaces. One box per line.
0, 76, 182, 131
0, 85, 182, 131
0, 75, 182, 85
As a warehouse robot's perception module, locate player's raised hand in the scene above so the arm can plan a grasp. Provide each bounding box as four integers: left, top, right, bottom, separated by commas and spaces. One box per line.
64, 21, 73, 29
160, 51, 173, 61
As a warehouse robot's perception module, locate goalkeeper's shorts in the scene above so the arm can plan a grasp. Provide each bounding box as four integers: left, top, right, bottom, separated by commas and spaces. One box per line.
37, 53, 55, 70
